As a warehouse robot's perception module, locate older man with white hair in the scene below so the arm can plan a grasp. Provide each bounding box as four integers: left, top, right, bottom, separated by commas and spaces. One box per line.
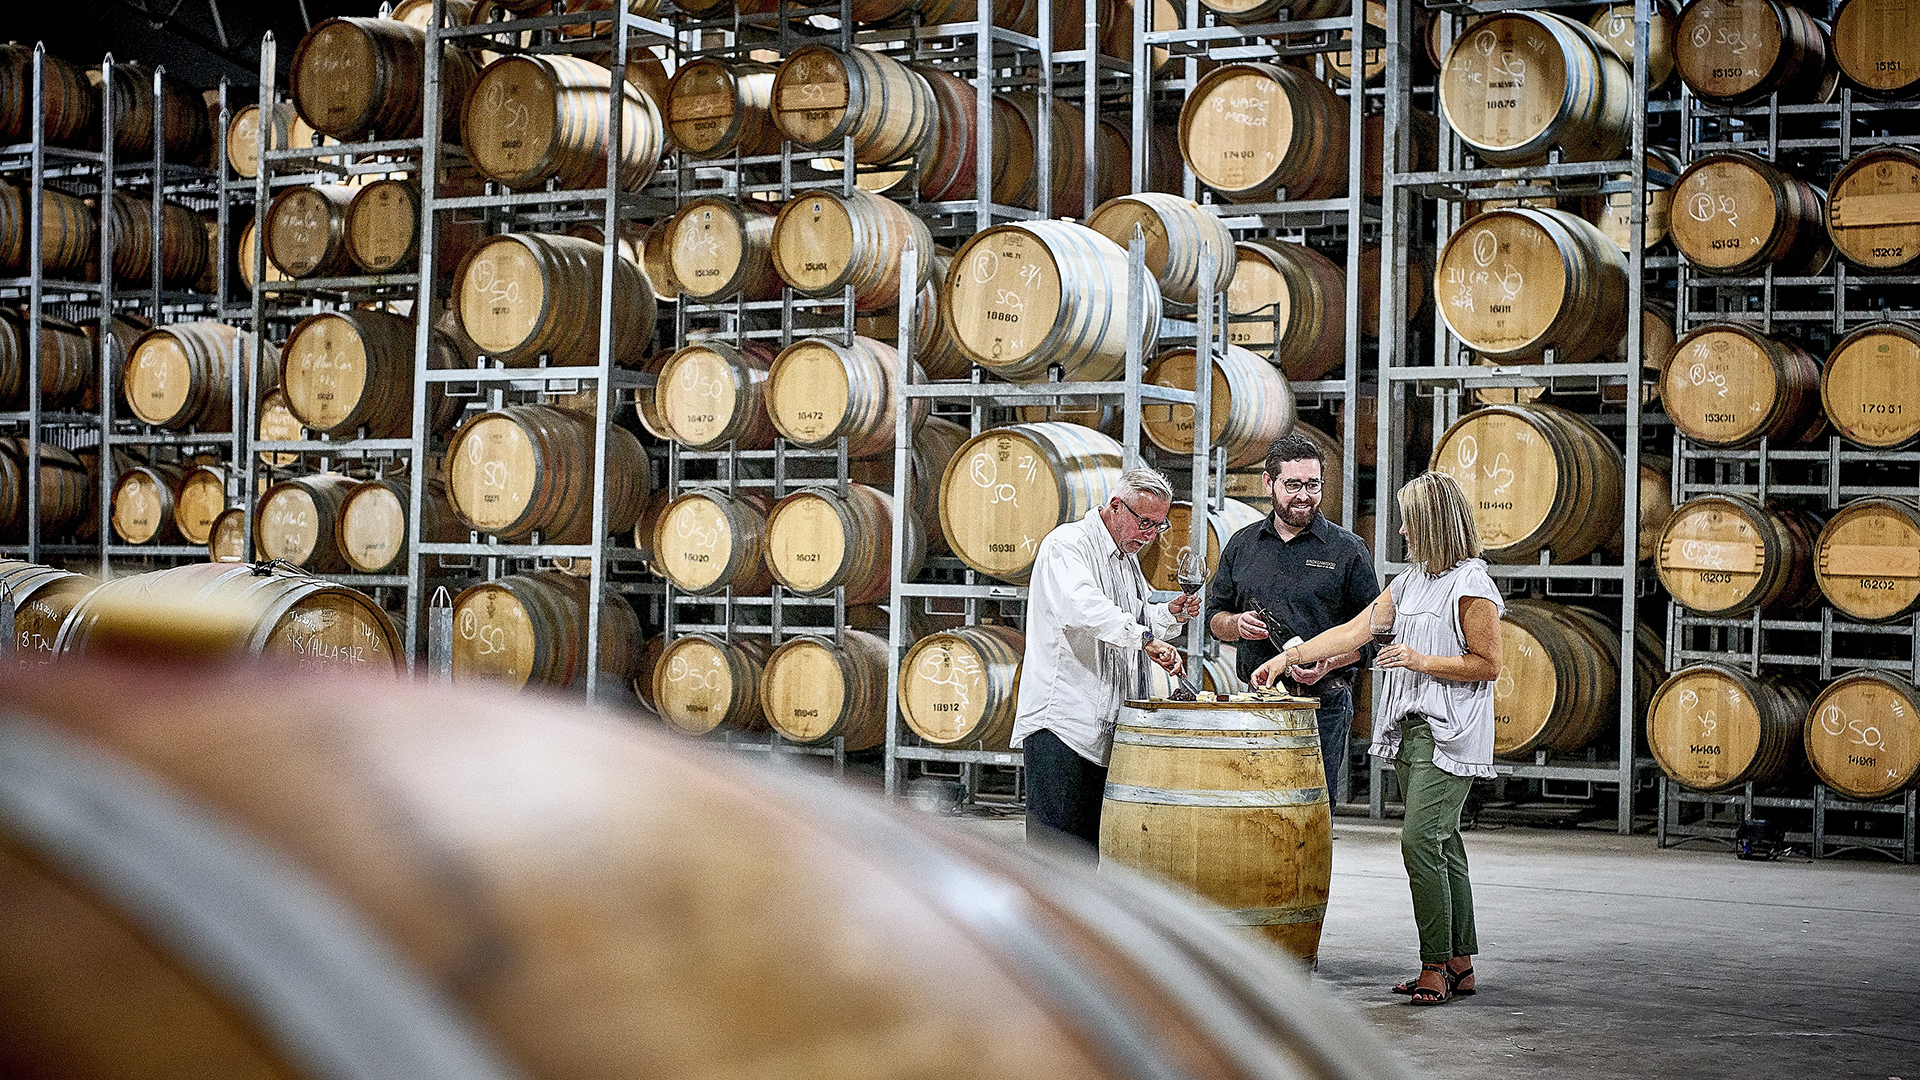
1011, 467, 1201, 854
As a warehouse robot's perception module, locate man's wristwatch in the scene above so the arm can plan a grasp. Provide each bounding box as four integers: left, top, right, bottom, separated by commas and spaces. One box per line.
1141, 629, 1155, 649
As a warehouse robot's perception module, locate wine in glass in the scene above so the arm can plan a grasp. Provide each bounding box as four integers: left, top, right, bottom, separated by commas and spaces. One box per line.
1176, 548, 1208, 595
1369, 606, 1396, 671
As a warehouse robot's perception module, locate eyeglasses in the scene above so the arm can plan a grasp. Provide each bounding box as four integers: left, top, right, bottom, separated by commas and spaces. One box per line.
1115, 498, 1171, 535
1275, 479, 1325, 495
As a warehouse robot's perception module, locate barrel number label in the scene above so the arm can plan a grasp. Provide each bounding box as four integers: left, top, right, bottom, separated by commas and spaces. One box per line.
915, 646, 982, 709
1676, 688, 1725, 759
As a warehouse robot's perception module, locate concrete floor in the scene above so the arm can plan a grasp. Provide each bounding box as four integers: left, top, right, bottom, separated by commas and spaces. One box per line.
955, 815, 1920, 1080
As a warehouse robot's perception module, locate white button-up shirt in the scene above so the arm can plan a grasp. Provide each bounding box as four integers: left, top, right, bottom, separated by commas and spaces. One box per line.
1011, 509, 1183, 766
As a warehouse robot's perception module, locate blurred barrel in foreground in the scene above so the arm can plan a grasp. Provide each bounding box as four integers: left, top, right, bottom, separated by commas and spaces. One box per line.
0, 560, 95, 665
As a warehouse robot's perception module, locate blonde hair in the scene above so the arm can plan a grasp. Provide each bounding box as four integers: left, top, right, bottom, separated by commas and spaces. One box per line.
1398, 471, 1482, 574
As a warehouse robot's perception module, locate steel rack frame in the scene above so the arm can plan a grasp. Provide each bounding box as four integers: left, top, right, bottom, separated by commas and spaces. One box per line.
1656, 777, 1917, 865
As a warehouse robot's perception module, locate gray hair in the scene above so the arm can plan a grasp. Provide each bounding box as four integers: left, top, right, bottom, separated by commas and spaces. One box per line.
1113, 467, 1175, 505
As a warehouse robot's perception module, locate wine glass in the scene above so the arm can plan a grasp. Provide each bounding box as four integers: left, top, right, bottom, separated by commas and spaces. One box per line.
1368, 601, 1396, 671
1176, 548, 1207, 595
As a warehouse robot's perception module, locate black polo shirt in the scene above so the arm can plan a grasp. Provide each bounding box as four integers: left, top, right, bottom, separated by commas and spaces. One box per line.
1206, 512, 1380, 684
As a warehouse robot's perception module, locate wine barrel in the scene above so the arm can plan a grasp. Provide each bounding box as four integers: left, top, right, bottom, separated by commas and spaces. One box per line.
98, 61, 211, 163
344, 178, 422, 274
1579, 147, 1684, 252
1826, 146, 1920, 272
264, 184, 354, 279
1436, 208, 1629, 365
1320, 0, 1388, 87
445, 405, 647, 544
765, 336, 926, 459
899, 624, 1025, 749
1104, 0, 1180, 74
946, 220, 1162, 383
1430, 403, 1625, 563
1225, 238, 1348, 380
1179, 63, 1348, 202
102, 195, 211, 289
664, 58, 780, 159
0, 560, 94, 665
290, 16, 477, 141
224, 103, 324, 179
464, 54, 664, 192
1102, 699, 1332, 964
764, 483, 923, 606
654, 340, 777, 450
1356, 244, 1429, 340
939, 422, 1123, 584
253, 474, 355, 572
1197, 0, 1345, 29
256, 388, 303, 466
1656, 493, 1821, 616
1674, 0, 1835, 107
1805, 671, 1920, 800
770, 45, 933, 166
1813, 497, 1920, 623
630, 633, 667, 709
914, 69, 1016, 205
1438, 11, 1630, 166
1669, 152, 1831, 276
655, 633, 772, 734
1139, 498, 1265, 593
339, 476, 460, 575
453, 232, 655, 367
1663, 324, 1824, 448
110, 462, 185, 545
1587, 0, 1679, 89
207, 506, 247, 561
665, 197, 781, 303
279, 309, 415, 438
0, 181, 94, 279
0, 441, 87, 542
1141, 344, 1296, 469
867, 414, 969, 557
1493, 599, 1621, 758
234, 217, 292, 292
1086, 193, 1235, 309
0, 308, 92, 411
451, 572, 639, 690
1833, 0, 1920, 96
853, 253, 966, 381
173, 464, 227, 547
652, 489, 772, 595
0, 45, 95, 148
760, 631, 890, 750
124, 322, 277, 432
770, 189, 932, 311
1823, 321, 1920, 448
391, 0, 477, 25
1647, 664, 1811, 792
53, 563, 401, 669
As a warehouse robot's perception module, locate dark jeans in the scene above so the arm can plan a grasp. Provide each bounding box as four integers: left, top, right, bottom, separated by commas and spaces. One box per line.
1314, 683, 1354, 804
1023, 726, 1107, 858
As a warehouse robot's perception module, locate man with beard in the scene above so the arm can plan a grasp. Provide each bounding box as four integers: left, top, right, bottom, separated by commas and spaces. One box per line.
1206, 431, 1379, 801
1012, 468, 1201, 856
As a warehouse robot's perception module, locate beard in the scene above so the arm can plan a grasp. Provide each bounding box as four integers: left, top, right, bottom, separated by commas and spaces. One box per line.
1276, 499, 1319, 529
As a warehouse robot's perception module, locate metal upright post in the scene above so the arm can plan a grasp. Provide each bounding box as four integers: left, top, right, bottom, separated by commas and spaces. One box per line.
1186, 245, 1216, 678
244, 35, 277, 564
884, 243, 918, 797
149, 67, 167, 327
407, 0, 449, 665
27, 48, 46, 565
1122, 226, 1147, 472
1614, 0, 1654, 835
97, 57, 121, 578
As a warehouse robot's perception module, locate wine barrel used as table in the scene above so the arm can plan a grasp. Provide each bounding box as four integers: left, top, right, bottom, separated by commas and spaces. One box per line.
254, 474, 356, 573
1434, 208, 1629, 365
445, 405, 647, 544
654, 632, 771, 734
1668, 152, 1831, 276
0, 560, 95, 665
1141, 344, 1296, 470
651, 489, 773, 596
1662, 323, 1825, 448
1438, 11, 1630, 166
1429, 403, 1625, 563
1825, 146, 1920, 272
939, 422, 1124, 584
1804, 671, 1920, 801
1101, 698, 1332, 966
1832, 0, 1920, 97
1224, 239, 1347, 380
1178, 63, 1348, 202
1813, 496, 1920, 623
760, 630, 890, 750
898, 624, 1025, 749
1673, 0, 1836, 107
1656, 493, 1821, 617
1647, 663, 1812, 792
1822, 321, 1920, 448
451, 572, 639, 691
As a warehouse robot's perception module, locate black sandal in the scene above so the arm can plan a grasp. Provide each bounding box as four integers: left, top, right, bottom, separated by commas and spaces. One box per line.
1447, 964, 1476, 996
1406, 963, 1451, 1006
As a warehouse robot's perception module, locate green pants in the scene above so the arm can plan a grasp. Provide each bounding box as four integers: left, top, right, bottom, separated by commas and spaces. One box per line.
1393, 716, 1478, 963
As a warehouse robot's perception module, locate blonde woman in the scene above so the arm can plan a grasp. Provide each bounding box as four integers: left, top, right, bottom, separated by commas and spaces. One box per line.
1252, 471, 1503, 1006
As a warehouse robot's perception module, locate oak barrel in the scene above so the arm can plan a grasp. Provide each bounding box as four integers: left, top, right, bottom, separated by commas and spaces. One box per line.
1813, 497, 1920, 623
912, 69, 1029, 206
1587, 0, 1679, 89
770, 189, 932, 311
665, 197, 782, 303
664, 58, 780, 159
1141, 344, 1296, 469
1825, 145, 1920, 271
0, 181, 93, 279
939, 422, 1123, 584
1179, 63, 1348, 202
1805, 672, 1920, 800
1832, 0, 1920, 97
338, 477, 462, 575
1579, 147, 1683, 252
766, 335, 926, 458
207, 506, 247, 561
344, 178, 424, 274
1662, 323, 1824, 448
1669, 152, 1831, 276
0, 308, 92, 411
1139, 498, 1265, 594
224, 104, 323, 178
0, 45, 96, 148
453, 232, 655, 367
1225, 238, 1348, 380
451, 572, 640, 691
1647, 664, 1811, 792
1493, 599, 1622, 758
764, 483, 923, 606
124, 322, 277, 432
445, 405, 647, 544
770, 45, 933, 166
0, 560, 94, 665
1101, 699, 1332, 965
655, 340, 778, 450
1086, 193, 1236, 309
1438, 11, 1630, 166
1822, 321, 1920, 448
0, 441, 88, 542
761, 630, 890, 750
630, 634, 667, 710
1656, 493, 1821, 616
53, 562, 401, 669
264, 184, 355, 280
1436, 208, 1629, 364
852, 251, 966, 381
1145, 657, 1245, 699
1197, 0, 1347, 32
1430, 403, 1625, 563
235, 217, 292, 292
899, 624, 1025, 749
654, 633, 771, 734
1674, 0, 1836, 107
97, 61, 211, 163
254, 474, 356, 573
464, 54, 664, 192
110, 462, 185, 545
279, 309, 417, 438
102, 195, 211, 289
256, 388, 303, 466
290, 16, 477, 141
946, 220, 1162, 383
652, 489, 773, 596
173, 464, 227, 547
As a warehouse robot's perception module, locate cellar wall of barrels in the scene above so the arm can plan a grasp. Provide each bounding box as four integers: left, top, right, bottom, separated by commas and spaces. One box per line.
1, 0, 1915, 855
